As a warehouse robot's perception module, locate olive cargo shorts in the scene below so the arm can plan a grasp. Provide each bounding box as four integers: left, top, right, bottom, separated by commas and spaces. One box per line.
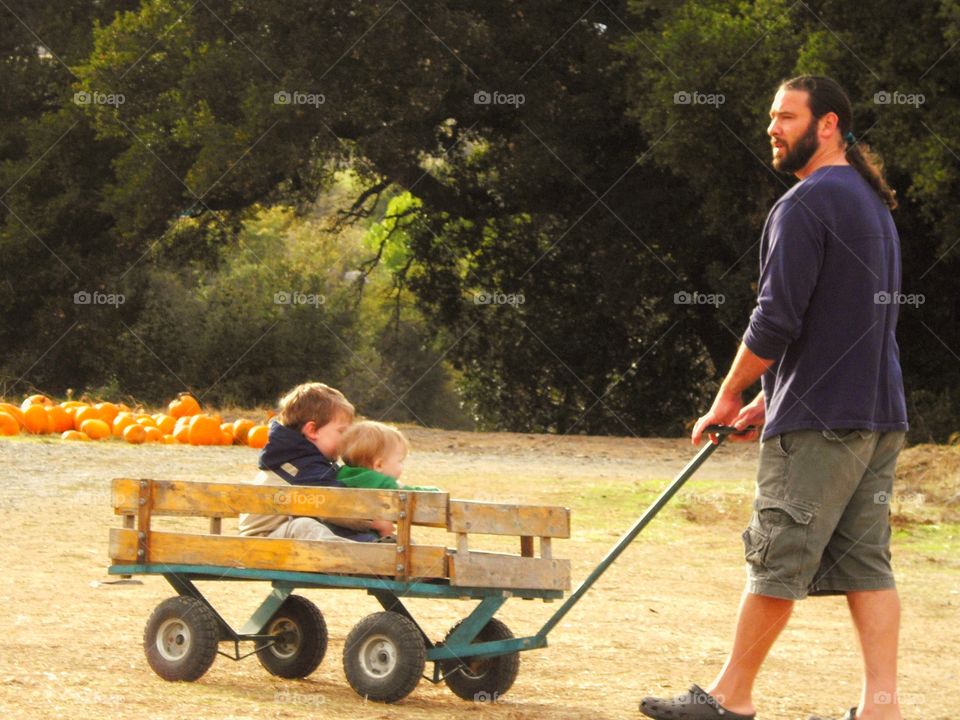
743, 428, 906, 600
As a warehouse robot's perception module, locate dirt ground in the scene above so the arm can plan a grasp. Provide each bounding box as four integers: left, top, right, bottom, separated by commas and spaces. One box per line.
0, 429, 956, 720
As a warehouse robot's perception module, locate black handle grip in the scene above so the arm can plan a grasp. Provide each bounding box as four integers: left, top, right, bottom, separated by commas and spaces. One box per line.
703, 424, 755, 436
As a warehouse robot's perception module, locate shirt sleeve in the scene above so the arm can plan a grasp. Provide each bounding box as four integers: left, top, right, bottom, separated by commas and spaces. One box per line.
743, 196, 826, 360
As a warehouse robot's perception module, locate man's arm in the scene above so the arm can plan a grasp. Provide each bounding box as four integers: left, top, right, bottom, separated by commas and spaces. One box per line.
691, 343, 773, 445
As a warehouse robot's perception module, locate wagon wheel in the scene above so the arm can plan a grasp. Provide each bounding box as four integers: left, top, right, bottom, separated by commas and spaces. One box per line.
441, 618, 520, 702
255, 595, 328, 679
143, 596, 220, 681
342, 611, 426, 703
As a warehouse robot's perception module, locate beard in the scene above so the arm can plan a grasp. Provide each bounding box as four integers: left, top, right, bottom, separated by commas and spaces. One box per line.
772, 118, 819, 174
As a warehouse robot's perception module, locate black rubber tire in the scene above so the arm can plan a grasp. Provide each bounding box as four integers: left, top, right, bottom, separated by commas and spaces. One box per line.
342, 611, 426, 703
255, 595, 328, 679
143, 596, 220, 681
441, 618, 520, 702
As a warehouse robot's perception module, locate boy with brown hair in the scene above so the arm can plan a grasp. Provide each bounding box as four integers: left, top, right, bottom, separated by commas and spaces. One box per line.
237, 382, 380, 542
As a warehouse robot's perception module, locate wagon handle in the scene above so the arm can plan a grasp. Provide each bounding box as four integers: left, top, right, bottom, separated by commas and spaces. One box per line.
535, 425, 752, 639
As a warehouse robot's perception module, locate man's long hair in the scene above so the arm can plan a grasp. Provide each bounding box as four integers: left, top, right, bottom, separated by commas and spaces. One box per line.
781, 75, 898, 210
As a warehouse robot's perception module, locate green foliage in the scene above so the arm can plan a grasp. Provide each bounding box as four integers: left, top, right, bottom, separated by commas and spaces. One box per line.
2, 1, 958, 439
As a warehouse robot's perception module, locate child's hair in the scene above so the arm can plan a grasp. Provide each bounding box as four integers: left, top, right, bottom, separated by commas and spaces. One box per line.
339, 421, 409, 468
277, 382, 355, 431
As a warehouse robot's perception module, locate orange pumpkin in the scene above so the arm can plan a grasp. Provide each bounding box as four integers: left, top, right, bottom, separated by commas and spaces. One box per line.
46, 405, 74, 433
73, 405, 101, 430
153, 414, 176, 434
168, 392, 201, 418
162, 434, 177, 444
0, 403, 26, 426
0, 411, 20, 436
232, 418, 255, 445
61, 430, 90, 441
95, 402, 120, 426
188, 414, 221, 445
247, 424, 269, 449
173, 416, 191, 443
122, 423, 147, 444
80, 418, 111, 440
112, 412, 137, 437
21, 394, 52, 410
143, 426, 164, 443
136, 415, 157, 427
23, 404, 51, 434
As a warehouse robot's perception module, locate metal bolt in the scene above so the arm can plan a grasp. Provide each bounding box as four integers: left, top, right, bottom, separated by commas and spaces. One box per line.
138, 531, 146, 539
396, 545, 405, 553
395, 564, 404, 572
140, 480, 148, 488
138, 497, 146, 505
398, 493, 407, 501
137, 549, 144, 556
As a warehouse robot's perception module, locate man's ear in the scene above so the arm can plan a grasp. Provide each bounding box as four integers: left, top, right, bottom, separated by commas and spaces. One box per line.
301, 420, 317, 438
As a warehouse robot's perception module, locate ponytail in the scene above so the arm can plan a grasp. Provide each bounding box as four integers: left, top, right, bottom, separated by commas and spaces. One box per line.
845, 140, 897, 210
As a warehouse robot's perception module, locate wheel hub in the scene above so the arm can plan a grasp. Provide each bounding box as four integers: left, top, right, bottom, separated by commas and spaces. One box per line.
156, 618, 191, 662
358, 634, 397, 678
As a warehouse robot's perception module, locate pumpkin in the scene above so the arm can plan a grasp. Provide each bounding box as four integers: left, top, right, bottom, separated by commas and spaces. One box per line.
0, 403, 26, 426
232, 418, 255, 445
95, 402, 120, 425
122, 423, 147, 444
46, 405, 74, 433
173, 416, 192, 443
153, 414, 176, 434
144, 426, 164, 443
80, 418, 111, 440
162, 434, 177, 444
112, 412, 137, 437
21, 394, 52, 410
136, 415, 157, 427
73, 405, 101, 430
188, 414, 221, 445
168, 392, 201, 418
247, 424, 269, 449
61, 430, 90, 441
23, 404, 51, 434
0, 411, 20, 436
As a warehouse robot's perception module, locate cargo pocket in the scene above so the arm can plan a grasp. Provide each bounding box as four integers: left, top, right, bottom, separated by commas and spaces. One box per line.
743, 495, 818, 582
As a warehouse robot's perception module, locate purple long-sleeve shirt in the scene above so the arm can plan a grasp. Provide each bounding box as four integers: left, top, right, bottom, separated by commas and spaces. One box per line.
742, 165, 908, 440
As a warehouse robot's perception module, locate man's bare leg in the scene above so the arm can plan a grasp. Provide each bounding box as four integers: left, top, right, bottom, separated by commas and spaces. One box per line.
704, 590, 795, 716
847, 589, 902, 720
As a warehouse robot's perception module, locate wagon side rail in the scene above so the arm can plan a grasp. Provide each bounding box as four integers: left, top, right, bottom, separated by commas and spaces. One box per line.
110, 478, 572, 591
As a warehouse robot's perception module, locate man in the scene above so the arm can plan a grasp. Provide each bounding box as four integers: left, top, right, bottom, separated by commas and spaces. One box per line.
639, 76, 908, 720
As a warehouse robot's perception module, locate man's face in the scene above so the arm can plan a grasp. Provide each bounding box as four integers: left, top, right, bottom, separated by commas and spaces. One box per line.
767, 88, 820, 174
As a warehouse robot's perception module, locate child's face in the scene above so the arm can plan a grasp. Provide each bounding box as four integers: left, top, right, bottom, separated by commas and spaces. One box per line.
374, 444, 406, 480
303, 413, 352, 458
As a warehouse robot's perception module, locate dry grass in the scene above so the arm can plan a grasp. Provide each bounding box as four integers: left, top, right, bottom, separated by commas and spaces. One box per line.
0, 430, 955, 720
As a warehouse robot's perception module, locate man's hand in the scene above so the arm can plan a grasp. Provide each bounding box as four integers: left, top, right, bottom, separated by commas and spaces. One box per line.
729, 392, 765, 442
691, 388, 744, 445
